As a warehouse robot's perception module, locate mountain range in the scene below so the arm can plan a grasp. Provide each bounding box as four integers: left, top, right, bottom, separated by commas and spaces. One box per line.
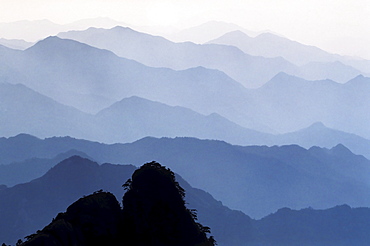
2, 155, 370, 246
58, 26, 367, 87
2, 79, 370, 158
0, 37, 252, 123
1, 135, 370, 219
1, 37, 370, 140
1, 18, 370, 246
0, 18, 129, 42
58, 26, 295, 88
0, 38, 33, 50
208, 30, 370, 74
0, 156, 251, 245
165, 21, 261, 44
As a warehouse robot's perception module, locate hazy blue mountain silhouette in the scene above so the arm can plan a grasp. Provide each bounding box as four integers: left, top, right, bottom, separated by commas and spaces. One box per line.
58, 26, 297, 88
0, 82, 274, 144
274, 122, 370, 159
2, 81, 370, 156
1, 135, 370, 219
208, 31, 342, 65
0, 19, 62, 41
250, 73, 370, 138
253, 205, 370, 246
0, 18, 129, 42
0, 38, 33, 50
208, 30, 370, 75
295, 60, 364, 83
93, 96, 273, 143
58, 26, 365, 86
166, 21, 260, 44
1, 36, 263, 131
1, 81, 370, 156
0, 149, 91, 187
0, 83, 94, 139
2, 36, 370, 136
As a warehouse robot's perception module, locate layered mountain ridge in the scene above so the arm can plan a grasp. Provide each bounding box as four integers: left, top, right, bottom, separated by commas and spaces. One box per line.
3, 155, 370, 246
1, 134, 370, 219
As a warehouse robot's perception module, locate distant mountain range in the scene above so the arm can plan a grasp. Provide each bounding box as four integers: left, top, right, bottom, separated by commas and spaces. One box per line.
250, 73, 370, 138
0, 18, 129, 42
2, 155, 370, 246
208, 30, 370, 74
0, 82, 272, 143
1, 135, 370, 219
165, 21, 261, 44
0, 38, 33, 50
2, 80, 370, 158
208, 31, 342, 65
0, 37, 253, 123
1, 37, 370, 139
58, 26, 366, 86
58, 26, 295, 88
1, 18, 370, 246
0, 83, 94, 139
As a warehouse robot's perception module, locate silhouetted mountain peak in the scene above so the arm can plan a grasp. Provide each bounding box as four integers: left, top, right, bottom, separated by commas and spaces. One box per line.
53, 150, 92, 162
271, 72, 299, 81
22, 191, 122, 246
330, 144, 353, 156
345, 74, 369, 86
220, 30, 251, 39
42, 156, 99, 181
261, 72, 303, 89
111, 25, 136, 32
6, 133, 41, 143
25, 36, 115, 59
306, 122, 327, 130
21, 162, 215, 246
256, 32, 281, 39
121, 161, 215, 246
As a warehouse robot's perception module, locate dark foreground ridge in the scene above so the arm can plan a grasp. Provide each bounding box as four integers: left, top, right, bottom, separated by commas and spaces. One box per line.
17, 161, 216, 246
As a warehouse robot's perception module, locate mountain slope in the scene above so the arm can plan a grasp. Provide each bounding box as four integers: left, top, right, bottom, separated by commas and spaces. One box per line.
1, 36, 257, 129
3, 155, 370, 246
58, 26, 363, 85
22, 162, 215, 246
253, 205, 370, 246
0, 150, 92, 187
58, 26, 296, 88
0, 38, 33, 50
275, 122, 370, 159
0, 82, 273, 145
2, 36, 369, 137
166, 21, 260, 44
0, 156, 252, 245
0, 83, 94, 139
1, 135, 370, 219
209, 30, 370, 76
209, 31, 341, 65
248, 73, 370, 138
93, 96, 273, 144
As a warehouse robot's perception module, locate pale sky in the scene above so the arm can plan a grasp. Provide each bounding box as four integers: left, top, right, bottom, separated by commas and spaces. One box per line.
0, 0, 369, 58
